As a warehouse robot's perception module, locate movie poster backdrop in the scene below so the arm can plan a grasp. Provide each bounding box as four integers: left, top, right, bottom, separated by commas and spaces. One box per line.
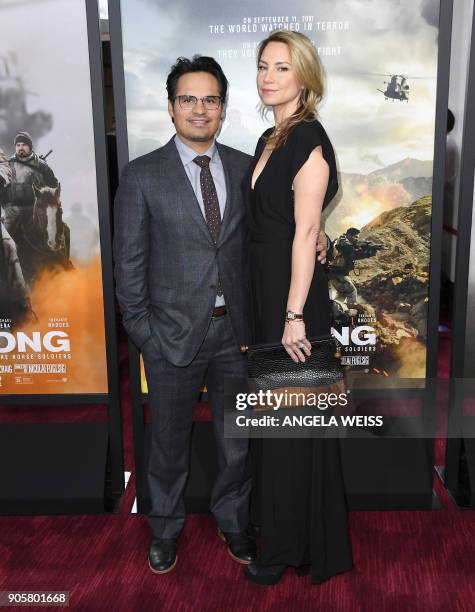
118, 0, 441, 391
0, 0, 108, 394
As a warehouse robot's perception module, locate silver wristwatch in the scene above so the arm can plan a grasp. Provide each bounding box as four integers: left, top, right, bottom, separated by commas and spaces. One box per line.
285, 310, 304, 322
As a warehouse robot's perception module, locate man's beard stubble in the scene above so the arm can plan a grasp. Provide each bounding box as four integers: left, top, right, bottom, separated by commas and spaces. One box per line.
187, 134, 213, 142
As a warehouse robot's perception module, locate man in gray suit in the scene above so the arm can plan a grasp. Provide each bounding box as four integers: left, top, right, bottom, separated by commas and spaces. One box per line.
114, 55, 330, 574
114, 56, 255, 574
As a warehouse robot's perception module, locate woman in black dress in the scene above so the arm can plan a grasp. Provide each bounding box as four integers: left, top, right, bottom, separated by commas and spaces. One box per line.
245, 30, 353, 586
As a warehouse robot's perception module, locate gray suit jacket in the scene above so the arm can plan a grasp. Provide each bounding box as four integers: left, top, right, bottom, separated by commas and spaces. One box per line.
113, 136, 252, 367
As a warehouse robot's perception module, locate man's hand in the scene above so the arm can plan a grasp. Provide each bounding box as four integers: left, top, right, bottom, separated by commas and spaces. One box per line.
316, 230, 329, 264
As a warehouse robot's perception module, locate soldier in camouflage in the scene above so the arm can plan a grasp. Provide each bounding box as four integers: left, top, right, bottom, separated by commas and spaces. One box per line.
2, 131, 58, 242
328, 227, 384, 305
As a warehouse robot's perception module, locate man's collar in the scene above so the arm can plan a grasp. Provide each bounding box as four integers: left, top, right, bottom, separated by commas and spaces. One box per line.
174, 135, 218, 165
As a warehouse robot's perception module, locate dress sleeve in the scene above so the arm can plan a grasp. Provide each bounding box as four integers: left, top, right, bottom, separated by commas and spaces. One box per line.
289, 121, 339, 210
289, 122, 322, 184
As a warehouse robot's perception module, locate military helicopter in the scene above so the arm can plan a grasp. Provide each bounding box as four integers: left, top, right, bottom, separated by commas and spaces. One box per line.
378, 75, 410, 101
371, 73, 431, 102
0, 54, 52, 151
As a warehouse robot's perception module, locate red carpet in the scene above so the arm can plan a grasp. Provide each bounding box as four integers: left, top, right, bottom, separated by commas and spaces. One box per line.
0, 474, 474, 611
2, 323, 474, 611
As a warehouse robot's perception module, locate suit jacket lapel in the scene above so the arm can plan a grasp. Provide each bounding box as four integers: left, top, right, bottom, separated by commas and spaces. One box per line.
216, 142, 234, 247
160, 137, 214, 245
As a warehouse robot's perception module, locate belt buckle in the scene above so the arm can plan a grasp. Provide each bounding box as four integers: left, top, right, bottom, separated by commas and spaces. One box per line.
212, 306, 226, 319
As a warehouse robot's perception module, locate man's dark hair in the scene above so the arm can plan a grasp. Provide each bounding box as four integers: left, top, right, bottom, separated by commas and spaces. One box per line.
166, 55, 228, 102
346, 227, 360, 237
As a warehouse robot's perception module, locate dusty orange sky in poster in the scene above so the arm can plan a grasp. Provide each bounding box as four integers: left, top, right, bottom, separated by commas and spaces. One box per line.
0, 258, 108, 394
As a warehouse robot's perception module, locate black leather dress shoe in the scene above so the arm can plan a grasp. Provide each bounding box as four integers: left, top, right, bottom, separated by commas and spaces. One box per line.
218, 529, 256, 564
148, 539, 177, 574
244, 561, 288, 585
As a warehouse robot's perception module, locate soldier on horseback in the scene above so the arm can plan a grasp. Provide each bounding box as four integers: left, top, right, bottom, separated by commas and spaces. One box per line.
2, 131, 58, 244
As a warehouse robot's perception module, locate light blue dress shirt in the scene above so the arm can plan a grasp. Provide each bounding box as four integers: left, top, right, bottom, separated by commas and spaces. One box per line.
174, 135, 227, 306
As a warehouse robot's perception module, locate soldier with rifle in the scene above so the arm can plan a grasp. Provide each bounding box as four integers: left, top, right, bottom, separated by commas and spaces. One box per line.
328, 227, 385, 305
2, 131, 58, 244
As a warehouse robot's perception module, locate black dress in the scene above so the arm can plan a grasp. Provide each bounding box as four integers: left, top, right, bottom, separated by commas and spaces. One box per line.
246, 119, 353, 584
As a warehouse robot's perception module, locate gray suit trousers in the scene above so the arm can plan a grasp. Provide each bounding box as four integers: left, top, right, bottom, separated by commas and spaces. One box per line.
143, 313, 251, 539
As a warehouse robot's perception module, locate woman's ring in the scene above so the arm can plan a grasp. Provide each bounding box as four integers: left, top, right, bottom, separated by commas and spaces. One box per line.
299, 344, 304, 349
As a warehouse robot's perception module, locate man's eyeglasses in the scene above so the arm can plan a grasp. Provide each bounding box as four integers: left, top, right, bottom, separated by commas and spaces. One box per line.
174, 95, 222, 111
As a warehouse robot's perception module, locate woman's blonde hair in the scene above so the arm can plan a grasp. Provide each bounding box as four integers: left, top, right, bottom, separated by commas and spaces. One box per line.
257, 30, 325, 149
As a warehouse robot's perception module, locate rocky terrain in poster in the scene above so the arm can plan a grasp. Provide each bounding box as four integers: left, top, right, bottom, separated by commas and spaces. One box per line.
348, 196, 431, 376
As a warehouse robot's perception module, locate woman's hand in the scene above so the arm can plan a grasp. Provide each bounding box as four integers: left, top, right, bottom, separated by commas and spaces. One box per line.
316, 230, 329, 264
282, 321, 312, 363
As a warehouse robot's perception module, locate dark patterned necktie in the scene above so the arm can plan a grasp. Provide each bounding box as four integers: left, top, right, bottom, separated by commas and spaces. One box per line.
193, 155, 222, 242
193, 155, 223, 296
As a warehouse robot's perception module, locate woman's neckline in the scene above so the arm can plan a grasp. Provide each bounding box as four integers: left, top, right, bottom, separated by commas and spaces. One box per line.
251, 129, 276, 191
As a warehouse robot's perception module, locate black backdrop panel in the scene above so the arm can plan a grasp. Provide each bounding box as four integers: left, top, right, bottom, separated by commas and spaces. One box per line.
0, 423, 108, 514
138, 422, 434, 512
341, 438, 433, 510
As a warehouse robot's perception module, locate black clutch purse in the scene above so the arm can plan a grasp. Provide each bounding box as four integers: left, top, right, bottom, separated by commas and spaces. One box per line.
241, 335, 345, 409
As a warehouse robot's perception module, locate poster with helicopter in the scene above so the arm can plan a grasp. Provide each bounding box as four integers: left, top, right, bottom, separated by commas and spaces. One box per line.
118, 0, 439, 385
0, 0, 108, 394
